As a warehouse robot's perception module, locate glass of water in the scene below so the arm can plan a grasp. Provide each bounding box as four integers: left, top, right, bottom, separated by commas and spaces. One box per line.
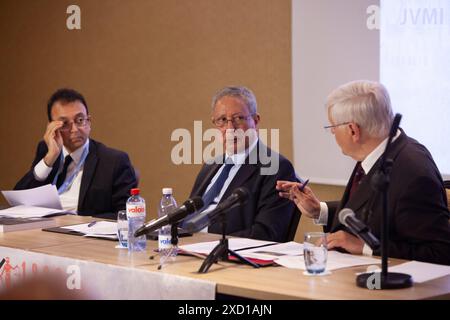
117, 210, 128, 248
303, 232, 327, 274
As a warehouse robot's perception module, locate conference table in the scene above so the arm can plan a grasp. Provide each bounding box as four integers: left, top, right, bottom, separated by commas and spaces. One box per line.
0, 215, 449, 300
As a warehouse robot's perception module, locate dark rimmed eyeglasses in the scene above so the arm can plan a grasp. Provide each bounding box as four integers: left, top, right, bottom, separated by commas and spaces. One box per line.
213, 114, 255, 127
59, 117, 90, 132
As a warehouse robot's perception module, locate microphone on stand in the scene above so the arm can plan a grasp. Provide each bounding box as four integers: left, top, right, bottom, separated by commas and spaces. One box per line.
134, 196, 203, 237
338, 208, 380, 250
183, 187, 249, 233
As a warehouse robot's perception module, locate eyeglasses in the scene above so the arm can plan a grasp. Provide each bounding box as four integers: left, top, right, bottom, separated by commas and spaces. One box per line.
59, 117, 90, 131
323, 122, 350, 132
213, 114, 254, 127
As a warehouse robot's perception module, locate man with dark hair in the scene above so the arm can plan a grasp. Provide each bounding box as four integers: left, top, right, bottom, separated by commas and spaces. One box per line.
15, 88, 137, 219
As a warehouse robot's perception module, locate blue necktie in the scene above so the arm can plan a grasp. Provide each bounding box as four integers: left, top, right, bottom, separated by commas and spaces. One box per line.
181, 162, 234, 229
201, 162, 234, 210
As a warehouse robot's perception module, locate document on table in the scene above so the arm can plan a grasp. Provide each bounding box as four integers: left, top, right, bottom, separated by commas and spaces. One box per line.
275, 251, 380, 271
0, 205, 67, 218
61, 221, 118, 240
179, 238, 277, 256
2, 184, 62, 209
236, 241, 303, 260
368, 261, 450, 283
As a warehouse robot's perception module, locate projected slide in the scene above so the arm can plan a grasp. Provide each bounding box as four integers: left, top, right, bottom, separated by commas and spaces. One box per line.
380, 0, 450, 178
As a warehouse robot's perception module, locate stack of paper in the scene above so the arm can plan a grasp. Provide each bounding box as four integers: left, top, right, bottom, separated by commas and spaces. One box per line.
0, 205, 67, 218
0, 216, 56, 233
2, 184, 62, 209
1, 185, 68, 217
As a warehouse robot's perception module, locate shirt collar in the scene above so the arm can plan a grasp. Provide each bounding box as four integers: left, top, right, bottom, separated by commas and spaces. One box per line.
361, 129, 401, 174
225, 137, 259, 165
63, 139, 90, 164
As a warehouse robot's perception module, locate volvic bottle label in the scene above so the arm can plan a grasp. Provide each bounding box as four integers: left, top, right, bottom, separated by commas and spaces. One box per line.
126, 204, 145, 218
158, 234, 172, 250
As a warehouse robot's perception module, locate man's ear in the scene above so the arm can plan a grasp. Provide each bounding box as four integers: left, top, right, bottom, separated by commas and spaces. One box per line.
348, 122, 361, 142
252, 113, 261, 126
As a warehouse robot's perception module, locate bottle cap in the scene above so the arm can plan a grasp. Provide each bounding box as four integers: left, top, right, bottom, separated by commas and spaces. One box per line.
130, 188, 140, 195
162, 188, 173, 195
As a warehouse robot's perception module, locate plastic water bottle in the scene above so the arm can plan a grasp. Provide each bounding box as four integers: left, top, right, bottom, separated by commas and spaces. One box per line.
126, 188, 147, 252
158, 188, 178, 264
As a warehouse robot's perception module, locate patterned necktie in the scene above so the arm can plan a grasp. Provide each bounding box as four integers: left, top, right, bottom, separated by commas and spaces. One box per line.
201, 162, 234, 210
349, 162, 365, 199
56, 155, 73, 189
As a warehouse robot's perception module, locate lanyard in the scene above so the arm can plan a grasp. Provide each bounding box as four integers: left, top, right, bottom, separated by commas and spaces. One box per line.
52, 144, 89, 194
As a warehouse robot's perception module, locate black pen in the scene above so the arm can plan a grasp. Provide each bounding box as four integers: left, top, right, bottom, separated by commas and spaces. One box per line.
0, 258, 5, 270
235, 242, 278, 252
87, 221, 97, 227
299, 179, 309, 192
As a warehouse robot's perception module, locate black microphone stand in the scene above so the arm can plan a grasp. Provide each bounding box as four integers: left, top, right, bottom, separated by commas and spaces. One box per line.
198, 212, 260, 273
356, 113, 412, 289
171, 223, 179, 249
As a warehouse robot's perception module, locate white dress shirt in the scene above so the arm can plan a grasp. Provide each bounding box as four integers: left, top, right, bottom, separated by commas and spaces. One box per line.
314, 130, 401, 256
34, 139, 90, 213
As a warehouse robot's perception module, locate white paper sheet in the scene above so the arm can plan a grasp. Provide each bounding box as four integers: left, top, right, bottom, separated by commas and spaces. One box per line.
369, 261, 450, 283
2, 184, 62, 209
61, 221, 118, 235
275, 251, 380, 271
236, 241, 303, 260
0, 205, 66, 218
179, 238, 276, 255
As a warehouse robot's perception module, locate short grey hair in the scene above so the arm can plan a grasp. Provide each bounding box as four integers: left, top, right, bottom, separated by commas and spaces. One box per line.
211, 86, 258, 115
326, 80, 394, 138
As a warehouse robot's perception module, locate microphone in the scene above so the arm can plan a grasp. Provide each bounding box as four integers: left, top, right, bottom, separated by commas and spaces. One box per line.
134, 196, 203, 237
338, 208, 380, 250
183, 187, 250, 233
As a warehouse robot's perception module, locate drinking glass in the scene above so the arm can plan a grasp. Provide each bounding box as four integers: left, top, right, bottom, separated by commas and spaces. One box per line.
117, 210, 128, 248
303, 232, 327, 274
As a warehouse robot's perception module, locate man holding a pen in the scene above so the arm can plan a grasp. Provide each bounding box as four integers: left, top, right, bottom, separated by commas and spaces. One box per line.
277, 80, 450, 265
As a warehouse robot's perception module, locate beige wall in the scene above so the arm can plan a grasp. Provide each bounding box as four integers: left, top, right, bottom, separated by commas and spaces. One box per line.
0, 0, 344, 237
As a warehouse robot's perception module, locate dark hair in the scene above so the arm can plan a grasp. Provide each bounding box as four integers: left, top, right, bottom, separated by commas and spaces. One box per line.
47, 88, 88, 121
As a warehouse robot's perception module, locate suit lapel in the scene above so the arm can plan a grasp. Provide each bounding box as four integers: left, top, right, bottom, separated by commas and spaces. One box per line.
78, 141, 98, 211
192, 163, 222, 197
221, 164, 258, 199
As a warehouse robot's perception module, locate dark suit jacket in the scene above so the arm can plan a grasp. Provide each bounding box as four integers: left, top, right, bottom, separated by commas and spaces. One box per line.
15, 139, 137, 219
326, 130, 450, 265
189, 143, 300, 242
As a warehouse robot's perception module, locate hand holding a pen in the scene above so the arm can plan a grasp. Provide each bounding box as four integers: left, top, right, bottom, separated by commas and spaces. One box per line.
276, 179, 321, 219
